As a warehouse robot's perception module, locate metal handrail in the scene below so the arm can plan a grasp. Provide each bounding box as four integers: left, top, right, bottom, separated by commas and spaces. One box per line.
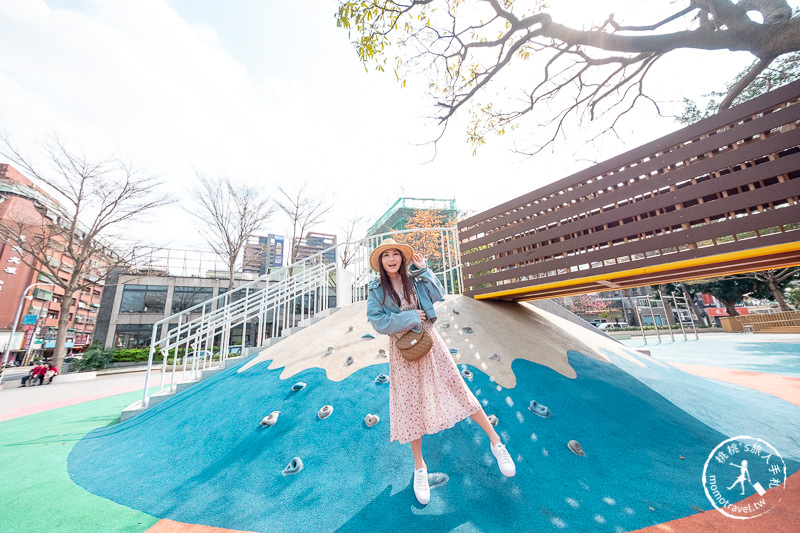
139, 227, 462, 408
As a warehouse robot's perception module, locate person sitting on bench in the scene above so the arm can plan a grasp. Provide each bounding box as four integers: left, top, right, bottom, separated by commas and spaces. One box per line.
20, 362, 45, 386
44, 363, 58, 384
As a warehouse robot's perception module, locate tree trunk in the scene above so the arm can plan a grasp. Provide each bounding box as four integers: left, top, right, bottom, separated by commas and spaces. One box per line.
228, 261, 236, 293
768, 278, 790, 311
720, 298, 739, 317
54, 292, 74, 372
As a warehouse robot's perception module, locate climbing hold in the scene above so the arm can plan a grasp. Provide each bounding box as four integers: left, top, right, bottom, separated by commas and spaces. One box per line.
529, 400, 552, 418
461, 327, 473, 334
361, 333, 375, 339
325, 346, 334, 356
260, 411, 280, 427
347, 326, 354, 333
378, 349, 387, 357
489, 353, 501, 361
428, 472, 449, 488
345, 356, 355, 366
461, 368, 473, 380
449, 348, 458, 354
318, 405, 334, 420
292, 382, 306, 392
375, 374, 389, 384
568, 440, 586, 456
440, 322, 450, 329
452, 309, 460, 315
282, 457, 304, 476
488, 414, 499, 426
364, 414, 380, 427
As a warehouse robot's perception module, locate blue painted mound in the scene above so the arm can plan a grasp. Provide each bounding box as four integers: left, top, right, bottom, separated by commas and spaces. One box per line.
68, 352, 800, 532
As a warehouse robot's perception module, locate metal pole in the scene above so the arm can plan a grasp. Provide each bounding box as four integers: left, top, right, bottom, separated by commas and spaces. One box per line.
142, 323, 160, 407
649, 294, 662, 344
659, 291, 675, 342
634, 297, 647, 345
673, 293, 688, 341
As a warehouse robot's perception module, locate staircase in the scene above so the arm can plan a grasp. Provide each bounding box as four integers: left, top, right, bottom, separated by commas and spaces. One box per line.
122, 228, 462, 420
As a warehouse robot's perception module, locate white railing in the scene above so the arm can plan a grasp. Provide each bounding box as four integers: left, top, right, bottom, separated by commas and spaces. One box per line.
139, 227, 462, 408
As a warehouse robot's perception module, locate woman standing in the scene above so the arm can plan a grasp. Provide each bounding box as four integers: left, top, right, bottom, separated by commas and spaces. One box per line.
366, 238, 515, 505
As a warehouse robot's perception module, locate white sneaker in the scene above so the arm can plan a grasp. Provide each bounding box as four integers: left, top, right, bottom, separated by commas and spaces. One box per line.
491, 442, 516, 477
413, 467, 430, 505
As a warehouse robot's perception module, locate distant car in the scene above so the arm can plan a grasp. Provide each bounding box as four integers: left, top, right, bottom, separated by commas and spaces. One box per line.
226, 346, 243, 356
598, 322, 628, 330
182, 350, 213, 364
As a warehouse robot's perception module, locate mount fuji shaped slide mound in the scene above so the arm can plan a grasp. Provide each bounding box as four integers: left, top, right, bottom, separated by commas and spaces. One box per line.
68, 297, 800, 532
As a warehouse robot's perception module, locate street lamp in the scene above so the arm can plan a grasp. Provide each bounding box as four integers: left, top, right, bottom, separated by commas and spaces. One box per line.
0, 282, 54, 385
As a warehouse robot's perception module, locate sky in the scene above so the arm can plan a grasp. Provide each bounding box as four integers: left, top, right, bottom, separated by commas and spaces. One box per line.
1, 0, 794, 255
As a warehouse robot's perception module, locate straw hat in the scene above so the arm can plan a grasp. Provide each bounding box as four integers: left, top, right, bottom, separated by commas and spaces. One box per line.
369, 238, 414, 272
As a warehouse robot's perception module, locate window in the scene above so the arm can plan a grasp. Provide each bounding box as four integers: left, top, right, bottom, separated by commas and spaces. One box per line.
217, 287, 245, 309
171, 286, 213, 314
114, 323, 162, 349
119, 285, 168, 313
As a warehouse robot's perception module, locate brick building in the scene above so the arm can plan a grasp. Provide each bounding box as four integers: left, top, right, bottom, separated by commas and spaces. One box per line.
0, 164, 104, 363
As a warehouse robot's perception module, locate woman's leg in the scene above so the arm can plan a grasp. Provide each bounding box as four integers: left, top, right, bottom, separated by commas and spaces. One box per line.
471, 407, 516, 477
410, 438, 430, 504
470, 408, 501, 446
410, 438, 426, 469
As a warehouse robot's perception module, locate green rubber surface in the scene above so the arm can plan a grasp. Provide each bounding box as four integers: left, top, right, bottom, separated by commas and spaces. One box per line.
0, 390, 159, 533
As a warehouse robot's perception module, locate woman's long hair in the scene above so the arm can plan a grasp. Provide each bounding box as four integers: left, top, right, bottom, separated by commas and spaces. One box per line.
378, 250, 415, 307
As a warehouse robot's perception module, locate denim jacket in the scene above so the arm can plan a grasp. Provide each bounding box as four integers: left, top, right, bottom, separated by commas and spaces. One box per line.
366, 266, 445, 336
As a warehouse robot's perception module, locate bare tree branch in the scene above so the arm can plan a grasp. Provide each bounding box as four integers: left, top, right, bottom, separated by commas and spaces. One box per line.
0, 136, 171, 371
274, 183, 333, 266
337, 0, 800, 154
186, 173, 275, 292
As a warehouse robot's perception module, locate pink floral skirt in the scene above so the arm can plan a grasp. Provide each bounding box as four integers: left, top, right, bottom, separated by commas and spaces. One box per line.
388, 319, 481, 444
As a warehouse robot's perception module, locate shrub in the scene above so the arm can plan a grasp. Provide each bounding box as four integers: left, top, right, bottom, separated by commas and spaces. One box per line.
73, 343, 115, 371
112, 348, 152, 362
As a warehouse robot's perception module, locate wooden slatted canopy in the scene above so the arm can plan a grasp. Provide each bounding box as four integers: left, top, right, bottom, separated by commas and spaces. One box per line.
458, 81, 800, 301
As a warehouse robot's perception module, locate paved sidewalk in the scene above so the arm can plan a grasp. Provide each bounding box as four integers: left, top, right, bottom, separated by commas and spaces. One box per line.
0, 370, 149, 422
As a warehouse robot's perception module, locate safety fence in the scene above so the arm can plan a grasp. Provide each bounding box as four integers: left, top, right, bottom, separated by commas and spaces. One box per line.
720, 310, 800, 333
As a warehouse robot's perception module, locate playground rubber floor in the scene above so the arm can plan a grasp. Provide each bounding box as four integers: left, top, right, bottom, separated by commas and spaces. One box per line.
1, 349, 799, 532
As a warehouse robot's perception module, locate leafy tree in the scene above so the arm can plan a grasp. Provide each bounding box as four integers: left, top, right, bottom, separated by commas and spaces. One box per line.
599, 308, 623, 323
787, 286, 800, 309
337, 0, 800, 153
742, 268, 800, 311
187, 173, 275, 293
686, 276, 761, 316
395, 208, 456, 269
0, 136, 169, 372
678, 49, 800, 124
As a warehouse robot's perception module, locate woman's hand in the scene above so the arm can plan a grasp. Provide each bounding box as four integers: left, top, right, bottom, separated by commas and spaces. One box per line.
411, 253, 427, 270
417, 310, 427, 321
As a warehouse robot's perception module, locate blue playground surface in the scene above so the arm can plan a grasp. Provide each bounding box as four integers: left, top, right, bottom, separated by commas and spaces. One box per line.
68, 347, 800, 532
622, 332, 800, 377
